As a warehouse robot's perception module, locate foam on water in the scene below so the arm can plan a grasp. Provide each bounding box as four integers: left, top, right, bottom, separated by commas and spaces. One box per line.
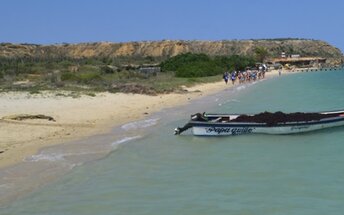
26, 153, 65, 162
218, 99, 241, 107
236, 85, 246, 91
234, 79, 264, 92
121, 118, 159, 130
25, 150, 110, 162
0, 183, 12, 189
111, 136, 141, 147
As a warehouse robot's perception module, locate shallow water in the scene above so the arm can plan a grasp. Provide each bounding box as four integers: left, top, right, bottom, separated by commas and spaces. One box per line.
2, 69, 344, 215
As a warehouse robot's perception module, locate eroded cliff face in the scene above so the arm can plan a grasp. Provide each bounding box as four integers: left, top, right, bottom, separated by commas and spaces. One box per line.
0, 39, 343, 64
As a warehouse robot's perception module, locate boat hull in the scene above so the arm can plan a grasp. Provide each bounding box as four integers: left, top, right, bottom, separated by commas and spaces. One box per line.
191, 118, 344, 136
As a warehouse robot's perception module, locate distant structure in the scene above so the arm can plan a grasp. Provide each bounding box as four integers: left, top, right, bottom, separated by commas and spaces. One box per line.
268, 52, 326, 68
138, 65, 161, 77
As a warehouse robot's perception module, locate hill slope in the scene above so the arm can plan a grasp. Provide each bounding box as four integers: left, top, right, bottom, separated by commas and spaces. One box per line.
0, 39, 343, 65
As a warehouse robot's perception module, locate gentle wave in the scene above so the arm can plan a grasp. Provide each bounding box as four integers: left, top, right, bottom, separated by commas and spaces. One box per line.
25, 135, 143, 163
236, 85, 246, 91
111, 136, 141, 147
219, 99, 240, 106
121, 118, 159, 130
0, 183, 12, 189
236, 80, 262, 91
25, 151, 109, 162
26, 153, 66, 162
227, 99, 240, 103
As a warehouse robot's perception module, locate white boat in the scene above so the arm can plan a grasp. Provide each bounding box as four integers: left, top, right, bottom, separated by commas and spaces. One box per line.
174, 110, 344, 136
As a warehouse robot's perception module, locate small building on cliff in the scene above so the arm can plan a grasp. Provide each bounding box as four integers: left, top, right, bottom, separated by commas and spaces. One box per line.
139, 65, 160, 77
268, 56, 326, 68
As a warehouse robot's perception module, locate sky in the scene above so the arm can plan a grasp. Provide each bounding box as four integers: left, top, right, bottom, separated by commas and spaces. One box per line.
1, 0, 343, 52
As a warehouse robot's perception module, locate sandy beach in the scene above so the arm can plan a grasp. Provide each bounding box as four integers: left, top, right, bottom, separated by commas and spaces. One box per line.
0, 80, 227, 168
0, 70, 290, 169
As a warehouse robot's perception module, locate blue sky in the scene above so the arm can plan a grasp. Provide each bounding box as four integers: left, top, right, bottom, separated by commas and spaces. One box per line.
1, 0, 343, 52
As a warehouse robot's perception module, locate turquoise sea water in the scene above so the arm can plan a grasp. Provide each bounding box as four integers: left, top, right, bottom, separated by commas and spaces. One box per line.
2, 69, 344, 215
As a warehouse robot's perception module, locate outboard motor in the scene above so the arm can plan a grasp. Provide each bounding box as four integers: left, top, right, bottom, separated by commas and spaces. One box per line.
174, 113, 207, 135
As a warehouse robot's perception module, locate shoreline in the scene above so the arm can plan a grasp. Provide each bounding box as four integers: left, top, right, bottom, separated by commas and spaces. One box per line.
0, 68, 325, 169
0, 68, 336, 207
0, 76, 239, 169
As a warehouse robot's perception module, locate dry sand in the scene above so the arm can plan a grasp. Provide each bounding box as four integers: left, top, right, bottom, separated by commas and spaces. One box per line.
0, 70, 287, 168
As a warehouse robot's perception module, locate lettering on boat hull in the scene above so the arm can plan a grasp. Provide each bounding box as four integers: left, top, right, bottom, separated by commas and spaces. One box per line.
290, 125, 310, 131
205, 127, 254, 135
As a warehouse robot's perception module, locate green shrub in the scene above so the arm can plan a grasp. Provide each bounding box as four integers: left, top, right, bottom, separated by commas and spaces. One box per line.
176, 61, 223, 77
217, 55, 255, 71
29, 88, 40, 94
160, 53, 255, 77
61, 72, 78, 81
100, 66, 114, 74
59, 60, 73, 68
77, 72, 102, 84
160, 53, 210, 72
61, 71, 102, 84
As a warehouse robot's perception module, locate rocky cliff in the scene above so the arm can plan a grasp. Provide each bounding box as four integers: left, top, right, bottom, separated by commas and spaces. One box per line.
0, 39, 343, 65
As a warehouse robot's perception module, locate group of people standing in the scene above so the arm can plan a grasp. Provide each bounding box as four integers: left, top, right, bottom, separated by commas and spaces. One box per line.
223, 68, 266, 85
222, 71, 236, 85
